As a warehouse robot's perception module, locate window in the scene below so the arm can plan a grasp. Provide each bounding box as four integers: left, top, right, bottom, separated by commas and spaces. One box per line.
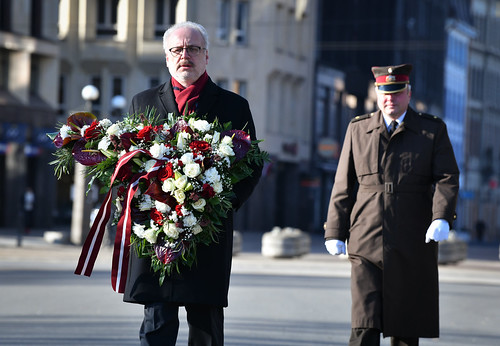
0, 49, 8, 90
217, 0, 230, 41
97, 0, 119, 37
31, 0, 42, 37
30, 55, 41, 96
90, 76, 102, 111
155, 0, 174, 38
235, 1, 249, 45
233, 80, 247, 98
112, 76, 123, 96
0, 0, 11, 31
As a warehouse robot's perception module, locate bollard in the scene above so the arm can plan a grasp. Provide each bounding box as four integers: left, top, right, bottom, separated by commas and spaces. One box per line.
261, 226, 310, 258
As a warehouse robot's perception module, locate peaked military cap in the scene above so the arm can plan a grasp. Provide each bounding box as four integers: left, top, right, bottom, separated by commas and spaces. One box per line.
371, 63, 412, 94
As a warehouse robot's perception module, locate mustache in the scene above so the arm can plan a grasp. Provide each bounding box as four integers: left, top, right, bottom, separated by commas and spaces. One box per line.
178, 60, 193, 67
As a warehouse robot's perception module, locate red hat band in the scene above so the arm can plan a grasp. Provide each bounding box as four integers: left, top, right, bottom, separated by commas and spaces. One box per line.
375, 74, 410, 85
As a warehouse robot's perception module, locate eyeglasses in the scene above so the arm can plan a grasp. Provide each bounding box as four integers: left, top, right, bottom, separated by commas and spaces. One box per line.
168, 46, 206, 57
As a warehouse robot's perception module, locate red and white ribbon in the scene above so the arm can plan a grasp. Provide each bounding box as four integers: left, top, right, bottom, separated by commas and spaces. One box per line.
74, 149, 161, 293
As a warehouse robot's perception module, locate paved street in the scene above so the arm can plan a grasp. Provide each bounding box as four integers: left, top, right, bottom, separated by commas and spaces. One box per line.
0, 229, 499, 345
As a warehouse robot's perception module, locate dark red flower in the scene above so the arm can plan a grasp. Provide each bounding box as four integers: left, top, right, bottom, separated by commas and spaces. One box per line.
158, 162, 174, 181
189, 140, 211, 153
137, 125, 154, 142
84, 121, 102, 140
150, 209, 164, 225
120, 132, 138, 151
175, 204, 183, 216
144, 180, 170, 203
201, 183, 215, 199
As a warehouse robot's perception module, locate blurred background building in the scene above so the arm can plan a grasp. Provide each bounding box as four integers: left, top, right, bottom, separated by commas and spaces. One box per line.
1, 0, 499, 242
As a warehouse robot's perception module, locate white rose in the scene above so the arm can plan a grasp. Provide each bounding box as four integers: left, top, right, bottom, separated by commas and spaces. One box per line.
144, 228, 158, 244
154, 201, 170, 214
162, 178, 176, 193
174, 175, 188, 189
213, 181, 223, 194
183, 163, 201, 178
183, 213, 197, 227
218, 143, 235, 157
106, 123, 121, 136
149, 143, 168, 159
164, 223, 179, 239
191, 198, 206, 211
192, 224, 203, 235
193, 119, 211, 132
180, 152, 194, 165
173, 189, 186, 204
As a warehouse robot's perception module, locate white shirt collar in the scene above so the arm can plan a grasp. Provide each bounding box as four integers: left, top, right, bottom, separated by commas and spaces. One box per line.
382, 111, 407, 131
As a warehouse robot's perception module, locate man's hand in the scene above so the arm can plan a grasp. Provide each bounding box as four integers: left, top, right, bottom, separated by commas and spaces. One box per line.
325, 239, 346, 255
425, 219, 450, 243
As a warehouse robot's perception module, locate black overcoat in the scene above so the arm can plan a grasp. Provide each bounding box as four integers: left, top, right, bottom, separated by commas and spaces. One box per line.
123, 78, 261, 307
324, 108, 459, 337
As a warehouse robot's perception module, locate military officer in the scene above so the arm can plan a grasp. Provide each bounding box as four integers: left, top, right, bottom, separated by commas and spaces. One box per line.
324, 64, 459, 346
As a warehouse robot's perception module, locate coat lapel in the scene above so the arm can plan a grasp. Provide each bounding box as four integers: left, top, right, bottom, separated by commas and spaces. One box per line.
158, 82, 180, 117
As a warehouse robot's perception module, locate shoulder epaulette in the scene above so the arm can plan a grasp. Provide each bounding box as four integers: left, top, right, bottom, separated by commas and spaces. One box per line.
351, 113, 373, 123
418, 112, 442, 122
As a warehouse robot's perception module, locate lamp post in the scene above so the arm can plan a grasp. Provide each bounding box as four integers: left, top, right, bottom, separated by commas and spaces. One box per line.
70, 85, 99, 245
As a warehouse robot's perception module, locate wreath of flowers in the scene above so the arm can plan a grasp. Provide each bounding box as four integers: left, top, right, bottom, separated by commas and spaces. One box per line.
48, 108, 267, 286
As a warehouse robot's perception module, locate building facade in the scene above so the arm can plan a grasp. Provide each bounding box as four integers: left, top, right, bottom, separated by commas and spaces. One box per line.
463, 0, 500, 241
0, 0, 60, 228
55, 0, 318, 233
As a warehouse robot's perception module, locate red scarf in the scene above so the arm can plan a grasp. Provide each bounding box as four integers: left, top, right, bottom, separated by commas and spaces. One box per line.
171, 72, 209, 114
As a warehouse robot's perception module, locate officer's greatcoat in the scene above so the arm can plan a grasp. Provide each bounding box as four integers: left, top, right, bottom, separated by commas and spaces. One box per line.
324, 107, 459, 337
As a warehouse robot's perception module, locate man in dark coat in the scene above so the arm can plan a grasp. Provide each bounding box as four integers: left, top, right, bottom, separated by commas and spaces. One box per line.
324, 64, 459, 346
124, 21, 261, 346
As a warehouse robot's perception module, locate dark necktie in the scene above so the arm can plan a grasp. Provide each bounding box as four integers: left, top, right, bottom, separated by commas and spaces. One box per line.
389, 120, 398, 135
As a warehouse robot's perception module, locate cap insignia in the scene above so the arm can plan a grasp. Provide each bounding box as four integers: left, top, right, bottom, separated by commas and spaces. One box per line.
386, 75, 396, 82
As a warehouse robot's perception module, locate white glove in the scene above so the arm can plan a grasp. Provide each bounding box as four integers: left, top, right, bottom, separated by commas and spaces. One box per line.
425, 219, 450, 243
325, 239, 346, 255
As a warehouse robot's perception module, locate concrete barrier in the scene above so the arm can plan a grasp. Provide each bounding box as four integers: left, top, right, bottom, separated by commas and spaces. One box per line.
233, 230, 242, 255
261, 227, 311, 258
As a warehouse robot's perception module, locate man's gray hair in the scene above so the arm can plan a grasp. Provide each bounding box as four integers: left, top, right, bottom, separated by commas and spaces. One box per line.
163, 21, 210, 53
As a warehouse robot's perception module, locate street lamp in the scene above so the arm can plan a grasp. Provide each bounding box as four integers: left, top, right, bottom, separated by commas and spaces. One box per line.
70, 85, 99, 245
111, 95, 127, 119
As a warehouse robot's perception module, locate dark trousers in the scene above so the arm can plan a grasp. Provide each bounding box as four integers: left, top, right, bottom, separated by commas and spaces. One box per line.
349, 328, 419, 346
140, 303, 224, 346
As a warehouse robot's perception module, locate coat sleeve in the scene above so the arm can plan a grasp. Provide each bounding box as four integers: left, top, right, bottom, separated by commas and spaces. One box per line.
324, 123, 357, 241
431, 121, 459, 226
